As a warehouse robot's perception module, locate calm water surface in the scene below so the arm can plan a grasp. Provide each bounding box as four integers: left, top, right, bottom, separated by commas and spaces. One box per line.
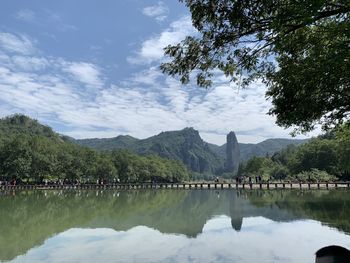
1, 189, 350, 263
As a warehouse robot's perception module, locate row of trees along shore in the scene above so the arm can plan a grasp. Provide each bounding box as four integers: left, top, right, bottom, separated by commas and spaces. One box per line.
0, 115, 349, 184
0, 115, 190, 184
233, 125, 350, 182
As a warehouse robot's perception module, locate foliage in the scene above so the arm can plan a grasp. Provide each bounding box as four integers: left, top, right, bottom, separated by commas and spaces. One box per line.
238, 125, 350, 181
189, 172, 214, 181
78, 127, 309, 177
291, 169, 337, 183
0, 115, 190, 183
77, 127, 224, 174
111, 150, 190, 183
287, 138, 340, 176
161, 0, 350, 132
1, 114, 348, 183
335, 123, 350, 173
239, 139, 308, 161
0, 114, 58, 139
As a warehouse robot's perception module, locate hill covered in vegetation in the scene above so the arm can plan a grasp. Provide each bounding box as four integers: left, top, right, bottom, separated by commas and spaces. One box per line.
2, 113, 343, 182
77, 128, 224, 174
236, 125, 350, 182
208, 138, 308, 161
0, 114, 190, 183
76, 129, 308, 174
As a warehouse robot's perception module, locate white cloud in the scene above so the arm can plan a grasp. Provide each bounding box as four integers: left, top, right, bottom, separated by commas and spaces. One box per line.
14, 9, 36, 22
0, 28, 319, 145
127, 16, 196, 64
12, 56, 48, 71
14, 9, 77, 32
0, 32, 35, 55
12, 217, 350, 263
63, 62, 103, 88
45, 10, 78, 32
142, 1, 169, 22
129, 66, 162, 85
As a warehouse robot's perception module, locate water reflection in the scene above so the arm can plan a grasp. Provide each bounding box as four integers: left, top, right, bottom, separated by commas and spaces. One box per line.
0, 189, 350, 262
9, 217, 350, 263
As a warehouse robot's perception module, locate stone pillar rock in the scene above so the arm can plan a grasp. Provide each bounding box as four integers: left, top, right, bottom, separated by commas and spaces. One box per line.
226, 131, 240, 172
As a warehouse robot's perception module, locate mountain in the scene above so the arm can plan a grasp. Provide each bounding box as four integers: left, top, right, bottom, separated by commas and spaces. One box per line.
207, 143, 226, 158
225, 132, 240, 173
209, 138, 309, 162
0, 114, 58, 140
0, 114, 191, 183
77, 129, 309, 173
0, 114, 309, 175
77, 128, 224, 174
75, 135, 138, 151
240, 138, 309, 161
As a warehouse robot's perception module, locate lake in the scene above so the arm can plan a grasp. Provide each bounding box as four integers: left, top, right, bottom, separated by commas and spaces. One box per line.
1, 189, 350, 263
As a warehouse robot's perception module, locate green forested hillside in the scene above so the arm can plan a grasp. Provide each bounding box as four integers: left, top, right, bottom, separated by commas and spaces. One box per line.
208, 138, 308, 161
2, 114, 346, 183
77, 135, 138, 151
237, 125, 350, 182
77, 128, 224, 174
0, 114, 59, 140
77, 128, 309, 174
239, 138, 308, 161
0, 114, 190, 183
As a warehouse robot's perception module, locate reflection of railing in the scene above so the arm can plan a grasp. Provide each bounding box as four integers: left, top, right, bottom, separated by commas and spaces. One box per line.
0, 182, 349, 190
315, 245, 350, 263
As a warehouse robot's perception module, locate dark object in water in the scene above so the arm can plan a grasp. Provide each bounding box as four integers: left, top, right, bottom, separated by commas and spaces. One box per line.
315, 245, 350, 263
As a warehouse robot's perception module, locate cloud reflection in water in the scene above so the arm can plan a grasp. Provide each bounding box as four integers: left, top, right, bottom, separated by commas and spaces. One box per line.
11, 216, 350, 263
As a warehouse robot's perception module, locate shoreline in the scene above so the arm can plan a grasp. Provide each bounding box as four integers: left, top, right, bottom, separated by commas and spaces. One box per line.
1, 182, 349, 191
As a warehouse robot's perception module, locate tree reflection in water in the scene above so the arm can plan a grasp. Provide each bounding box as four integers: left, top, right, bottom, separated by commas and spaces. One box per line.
0, 189, 349, 261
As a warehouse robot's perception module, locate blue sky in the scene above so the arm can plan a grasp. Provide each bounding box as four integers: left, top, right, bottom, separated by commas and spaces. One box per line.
0, 1, 318, 144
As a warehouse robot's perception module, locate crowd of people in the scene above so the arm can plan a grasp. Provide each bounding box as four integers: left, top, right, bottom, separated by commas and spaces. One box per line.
235, 175, 263, 184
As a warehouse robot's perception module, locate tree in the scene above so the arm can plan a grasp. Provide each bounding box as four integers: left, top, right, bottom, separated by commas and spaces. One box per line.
236, 162, 245, 177
271, 144, 297, 165
0, 136, 32, 181
335, 124, 350, 175
92, 155, 118, 182
29, 137, 58, 182
287, 138, 340, 175
244, 156, 266, 175
161, 0, 350, 132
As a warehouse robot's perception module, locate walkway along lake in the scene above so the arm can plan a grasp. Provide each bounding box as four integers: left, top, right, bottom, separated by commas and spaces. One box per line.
1, 182, 349, 191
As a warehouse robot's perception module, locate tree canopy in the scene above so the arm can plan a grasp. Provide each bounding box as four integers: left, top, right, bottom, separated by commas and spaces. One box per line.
237, 124, 350, 181
161, 0, 350, 132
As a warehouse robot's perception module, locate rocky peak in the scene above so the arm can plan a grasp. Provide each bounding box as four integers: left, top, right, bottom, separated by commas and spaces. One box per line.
226, 131, 240, 172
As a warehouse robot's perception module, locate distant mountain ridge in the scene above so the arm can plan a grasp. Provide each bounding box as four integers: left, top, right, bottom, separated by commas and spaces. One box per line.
76, 128, 308, 173
209, 138, 309, 161
1, 115, 307, 174
77, 135, 138, 151
77, 128, 224, 174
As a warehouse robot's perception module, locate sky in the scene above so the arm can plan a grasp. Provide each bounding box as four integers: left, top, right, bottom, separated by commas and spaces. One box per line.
0, 0, 319, 145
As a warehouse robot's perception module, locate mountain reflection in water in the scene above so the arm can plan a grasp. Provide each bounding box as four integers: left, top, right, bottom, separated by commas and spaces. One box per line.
1, 189, 350, 263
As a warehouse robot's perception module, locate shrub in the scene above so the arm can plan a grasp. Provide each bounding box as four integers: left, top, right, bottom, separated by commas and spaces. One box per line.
292, 169, 337, 182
